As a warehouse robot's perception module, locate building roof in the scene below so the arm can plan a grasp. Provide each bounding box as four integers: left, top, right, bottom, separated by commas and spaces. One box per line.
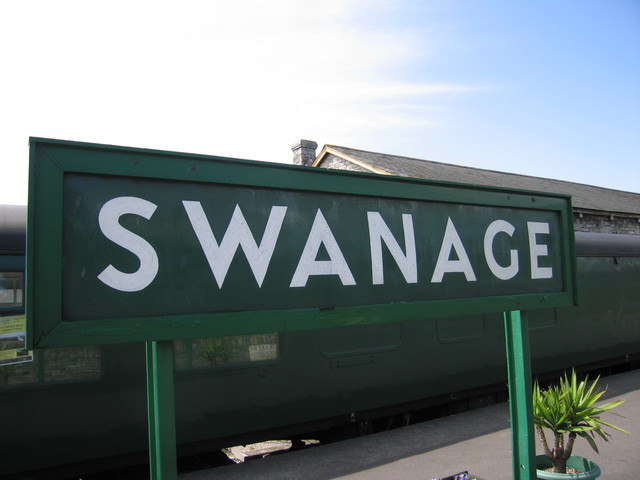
314, 145, 640, 216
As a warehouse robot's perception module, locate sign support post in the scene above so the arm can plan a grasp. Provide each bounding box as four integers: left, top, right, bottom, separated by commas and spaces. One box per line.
504, 310, 536, 480
146, 340, 178, 480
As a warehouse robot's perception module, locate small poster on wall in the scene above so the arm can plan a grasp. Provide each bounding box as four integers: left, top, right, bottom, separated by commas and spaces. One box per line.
0, 315, 33, 366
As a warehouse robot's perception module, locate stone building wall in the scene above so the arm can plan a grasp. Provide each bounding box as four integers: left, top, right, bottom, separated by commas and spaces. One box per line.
574, 213, 640, 235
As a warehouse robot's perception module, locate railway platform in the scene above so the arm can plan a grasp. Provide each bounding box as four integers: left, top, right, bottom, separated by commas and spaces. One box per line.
180, 368, 639, 480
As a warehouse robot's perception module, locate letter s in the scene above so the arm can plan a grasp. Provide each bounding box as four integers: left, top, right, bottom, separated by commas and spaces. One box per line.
97, 197, 159, 292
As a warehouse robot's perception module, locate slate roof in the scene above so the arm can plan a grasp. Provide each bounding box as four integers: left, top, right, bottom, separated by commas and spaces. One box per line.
315, 145, 640, 216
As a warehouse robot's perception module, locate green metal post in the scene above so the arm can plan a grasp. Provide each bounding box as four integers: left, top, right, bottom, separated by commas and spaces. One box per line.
504, 310, 536, 480
146, 340, 178, 480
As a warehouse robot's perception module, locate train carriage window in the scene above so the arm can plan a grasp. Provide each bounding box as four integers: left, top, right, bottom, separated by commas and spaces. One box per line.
0, 345, 102, 387
42, 346, 103, 382
0, 272, 23, 309
174, 333, 280, 369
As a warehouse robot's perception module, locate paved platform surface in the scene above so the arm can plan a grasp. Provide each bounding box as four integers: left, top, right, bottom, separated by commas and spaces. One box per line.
180, 368, 640, 479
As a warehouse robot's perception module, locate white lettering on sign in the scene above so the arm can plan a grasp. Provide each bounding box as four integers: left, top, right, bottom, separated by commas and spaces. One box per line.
484, 219, 519, 280
431, 217, 477, 283
183, 201, 287, 288
528, 222, 553, 279
290, 209, 356, 287
96, 197, 555, 292
367, 212, 417, 285
97, 196, 159, 292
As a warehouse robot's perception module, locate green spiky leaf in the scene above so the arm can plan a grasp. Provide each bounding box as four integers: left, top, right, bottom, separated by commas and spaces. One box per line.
532, 368, 628, 466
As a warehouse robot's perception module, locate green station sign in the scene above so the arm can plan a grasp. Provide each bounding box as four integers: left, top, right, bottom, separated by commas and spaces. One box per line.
27, 138, 577, 348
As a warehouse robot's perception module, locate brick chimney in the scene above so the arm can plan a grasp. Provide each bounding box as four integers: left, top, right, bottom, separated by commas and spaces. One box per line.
291, 139, 318, 166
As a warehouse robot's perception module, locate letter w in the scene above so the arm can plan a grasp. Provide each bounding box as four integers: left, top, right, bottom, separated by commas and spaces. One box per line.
183, 201, 287, 288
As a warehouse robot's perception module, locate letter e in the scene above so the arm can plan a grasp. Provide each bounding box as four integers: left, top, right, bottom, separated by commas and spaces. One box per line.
527, 222, 553, 279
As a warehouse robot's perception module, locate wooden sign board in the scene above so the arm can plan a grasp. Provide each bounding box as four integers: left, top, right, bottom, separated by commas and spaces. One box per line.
27, 138, 577, 348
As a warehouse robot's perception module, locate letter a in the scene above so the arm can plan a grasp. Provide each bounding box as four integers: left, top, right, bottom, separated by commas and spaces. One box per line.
431, 217, 477, 283
290, 209, 356, 287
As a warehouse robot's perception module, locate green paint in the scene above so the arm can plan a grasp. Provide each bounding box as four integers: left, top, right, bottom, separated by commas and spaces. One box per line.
24, 138, 576, 479
146, 340, 177, 480
504, 310, 536, 480
62, 175, 563, 318
27, 138, 577, 348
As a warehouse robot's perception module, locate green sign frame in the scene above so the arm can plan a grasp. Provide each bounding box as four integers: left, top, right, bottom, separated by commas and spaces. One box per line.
27, 138, 577, 348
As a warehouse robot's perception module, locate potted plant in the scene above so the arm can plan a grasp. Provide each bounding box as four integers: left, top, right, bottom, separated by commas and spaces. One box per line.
532, 369, 628, 478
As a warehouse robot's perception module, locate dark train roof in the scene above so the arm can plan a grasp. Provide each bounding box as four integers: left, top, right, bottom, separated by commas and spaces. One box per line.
0, 205, 26, 254
575, 232, 640, 257
316, 145, 640, 216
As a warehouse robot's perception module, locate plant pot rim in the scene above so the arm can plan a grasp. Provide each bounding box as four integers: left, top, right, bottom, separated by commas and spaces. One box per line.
535, 455, 601, 479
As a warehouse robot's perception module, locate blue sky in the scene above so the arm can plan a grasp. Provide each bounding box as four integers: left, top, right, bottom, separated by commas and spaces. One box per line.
1, 0, 638, 205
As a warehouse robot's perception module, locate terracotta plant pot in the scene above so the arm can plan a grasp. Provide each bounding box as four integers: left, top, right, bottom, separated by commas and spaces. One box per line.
535, 455, 601, 479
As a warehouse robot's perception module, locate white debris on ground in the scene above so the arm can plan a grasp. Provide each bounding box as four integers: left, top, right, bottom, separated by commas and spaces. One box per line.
222, 440, 293, 464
